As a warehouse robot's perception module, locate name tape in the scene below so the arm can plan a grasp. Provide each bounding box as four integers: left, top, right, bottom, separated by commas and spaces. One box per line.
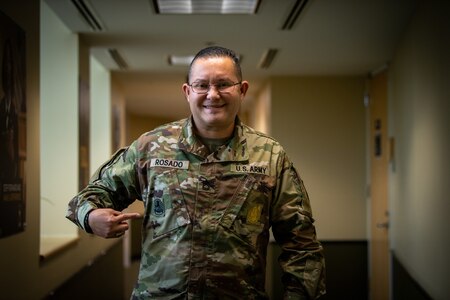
150, 158, 189, 169
231, 164, 268, 175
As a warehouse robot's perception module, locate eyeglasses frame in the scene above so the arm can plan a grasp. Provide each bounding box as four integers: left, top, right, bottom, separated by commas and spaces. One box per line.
188, 81, 242, 94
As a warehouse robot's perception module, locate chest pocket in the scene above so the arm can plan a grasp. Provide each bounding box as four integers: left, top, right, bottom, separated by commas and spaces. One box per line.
149, 169, 191, 238
219, 174, 273, 248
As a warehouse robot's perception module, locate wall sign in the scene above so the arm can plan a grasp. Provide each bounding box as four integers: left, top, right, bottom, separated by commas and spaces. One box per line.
0, 10, 27, 238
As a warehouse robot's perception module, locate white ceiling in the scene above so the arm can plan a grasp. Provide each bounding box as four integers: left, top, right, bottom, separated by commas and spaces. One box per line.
45, 0, 418, 119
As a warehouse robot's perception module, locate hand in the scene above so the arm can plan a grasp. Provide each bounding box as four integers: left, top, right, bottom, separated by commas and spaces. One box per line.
88, 208, 141, 238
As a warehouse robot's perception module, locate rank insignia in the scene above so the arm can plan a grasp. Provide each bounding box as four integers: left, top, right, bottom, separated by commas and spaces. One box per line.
153, 199, 165, 216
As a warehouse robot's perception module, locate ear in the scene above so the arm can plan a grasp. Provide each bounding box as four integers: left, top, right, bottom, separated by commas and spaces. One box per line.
182, 83, 191, 102
239, 81, 249, 98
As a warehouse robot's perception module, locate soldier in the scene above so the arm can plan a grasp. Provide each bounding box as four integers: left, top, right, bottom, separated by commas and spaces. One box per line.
67, 46, 326, 299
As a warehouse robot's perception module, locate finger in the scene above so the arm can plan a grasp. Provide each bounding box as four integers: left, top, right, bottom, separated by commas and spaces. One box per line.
107, 231, 124, 239
112, 231, 125, 238
116, 222, 130, 231
109, 209, 126, 216
108, 224, 128, 237
112, 221, 133, 237
111, 214, 140, 237
115, 212, 141, 222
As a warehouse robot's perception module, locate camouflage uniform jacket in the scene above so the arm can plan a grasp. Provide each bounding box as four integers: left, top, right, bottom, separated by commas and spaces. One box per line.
67, 117, 326, 300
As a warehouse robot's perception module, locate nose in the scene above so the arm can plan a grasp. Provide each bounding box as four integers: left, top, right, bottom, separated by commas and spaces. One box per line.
206, 85, 221, 99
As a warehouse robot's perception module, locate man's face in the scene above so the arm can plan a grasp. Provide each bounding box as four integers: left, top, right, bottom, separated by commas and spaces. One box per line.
182, 56, 248, 138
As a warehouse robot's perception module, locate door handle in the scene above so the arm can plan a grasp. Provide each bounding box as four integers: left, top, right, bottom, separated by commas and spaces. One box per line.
376, 222, 389, 229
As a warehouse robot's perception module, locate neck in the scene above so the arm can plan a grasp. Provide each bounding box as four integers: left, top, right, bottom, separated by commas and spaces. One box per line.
194, 122, 235, 139
196, 127, 233, 139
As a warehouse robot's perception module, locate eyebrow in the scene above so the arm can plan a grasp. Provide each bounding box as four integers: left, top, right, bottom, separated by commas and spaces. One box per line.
191, 76, 237, 83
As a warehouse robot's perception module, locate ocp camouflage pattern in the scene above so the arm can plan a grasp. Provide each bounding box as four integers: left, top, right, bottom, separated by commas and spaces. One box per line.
67, 117, 326, 299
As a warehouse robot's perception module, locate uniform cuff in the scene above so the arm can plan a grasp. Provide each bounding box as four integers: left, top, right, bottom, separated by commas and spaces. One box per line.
77, 202, 97, 233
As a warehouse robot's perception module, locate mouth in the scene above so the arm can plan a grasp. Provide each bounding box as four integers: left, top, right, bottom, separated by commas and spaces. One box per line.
203, 103, 226, 109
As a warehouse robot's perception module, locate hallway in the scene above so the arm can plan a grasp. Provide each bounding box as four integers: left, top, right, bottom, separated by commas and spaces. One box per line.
0, 1, 449, 299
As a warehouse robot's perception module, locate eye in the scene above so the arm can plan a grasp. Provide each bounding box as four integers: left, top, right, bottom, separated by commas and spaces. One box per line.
216, 82, 232, 89
193, 83, 208, 89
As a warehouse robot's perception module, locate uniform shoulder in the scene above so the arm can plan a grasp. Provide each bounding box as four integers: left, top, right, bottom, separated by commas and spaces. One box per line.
241, 123, 281, 146
136, 119, 185, 141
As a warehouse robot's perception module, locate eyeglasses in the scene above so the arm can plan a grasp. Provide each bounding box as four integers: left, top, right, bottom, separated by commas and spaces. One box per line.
189, 81, 241, 94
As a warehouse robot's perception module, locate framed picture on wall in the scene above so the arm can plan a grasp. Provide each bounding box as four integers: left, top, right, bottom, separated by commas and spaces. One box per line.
0, 10, 27, 238
79, 78, 90, 191
112, 104, 121, 151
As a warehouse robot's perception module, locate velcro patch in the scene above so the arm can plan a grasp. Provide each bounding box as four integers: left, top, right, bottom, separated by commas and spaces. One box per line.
231, 164, 268, 175
247, 205, 263, 224
150, 158, 189, 169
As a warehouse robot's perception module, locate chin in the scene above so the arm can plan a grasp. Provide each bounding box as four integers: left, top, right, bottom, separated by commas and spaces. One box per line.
202, 116, 231, 126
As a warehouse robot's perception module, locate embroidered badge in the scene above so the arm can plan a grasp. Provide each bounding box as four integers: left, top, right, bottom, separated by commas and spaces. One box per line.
247, 205, 263, 225
198, 176, 215, 193
153, 199, 165, 216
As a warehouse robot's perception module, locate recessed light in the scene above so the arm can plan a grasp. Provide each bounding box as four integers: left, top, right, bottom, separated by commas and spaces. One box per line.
154, 0, 260, 14
168, 55, 195, 66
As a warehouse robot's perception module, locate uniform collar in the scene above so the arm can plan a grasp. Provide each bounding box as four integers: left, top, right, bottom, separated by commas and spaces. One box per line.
178, 116, 249, 162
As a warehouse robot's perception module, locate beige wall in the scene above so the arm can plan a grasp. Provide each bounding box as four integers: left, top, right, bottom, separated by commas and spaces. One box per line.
90, 56, 112, 174
389, 1, 450, 299
39, 0, 78, 238
247, 81, 271, 135
111, 75, 128, 150
271, 76, 367, 240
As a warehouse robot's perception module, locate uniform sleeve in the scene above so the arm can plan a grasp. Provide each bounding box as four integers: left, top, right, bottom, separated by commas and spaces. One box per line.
66, 141, 141, 231
271, 153, 326, 299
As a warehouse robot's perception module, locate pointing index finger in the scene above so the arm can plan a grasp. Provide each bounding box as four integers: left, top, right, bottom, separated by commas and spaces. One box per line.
115, 212, 141, 222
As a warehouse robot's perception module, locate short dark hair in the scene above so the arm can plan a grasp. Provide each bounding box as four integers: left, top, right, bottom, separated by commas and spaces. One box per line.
187, 46, 242, 83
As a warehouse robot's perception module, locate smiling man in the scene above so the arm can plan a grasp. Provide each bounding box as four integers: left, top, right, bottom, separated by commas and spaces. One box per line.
67, 46, 326, 299
182, 48, 248, 139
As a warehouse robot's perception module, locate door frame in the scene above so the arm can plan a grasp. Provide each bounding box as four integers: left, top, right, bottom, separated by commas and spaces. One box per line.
367, 68, 391, 300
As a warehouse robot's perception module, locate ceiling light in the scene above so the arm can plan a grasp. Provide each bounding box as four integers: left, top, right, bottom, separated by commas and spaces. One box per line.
154, 0, 260, 14
168, 55, 195, 66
